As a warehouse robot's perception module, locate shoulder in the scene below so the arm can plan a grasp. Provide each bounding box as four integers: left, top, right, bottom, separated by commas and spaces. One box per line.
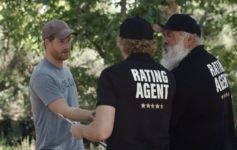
191, 46, 217, 64
30, 72, 54, 86
172, 48, 220, 85
30, 63, 56, 84
176, 47, 216, 70
63, 64, 71, 72
101, 61, 125, 75
31, 60, 53, 74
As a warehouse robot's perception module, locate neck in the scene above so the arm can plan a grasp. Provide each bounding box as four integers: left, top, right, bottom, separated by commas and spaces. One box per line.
123, 54, 129, 59
189, 44, 200, 51
187, 37, 201, 50
121, 50, 129, 59
45, 53, 63, 68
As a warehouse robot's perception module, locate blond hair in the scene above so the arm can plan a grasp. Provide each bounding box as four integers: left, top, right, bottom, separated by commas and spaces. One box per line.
117, 37, 157, 55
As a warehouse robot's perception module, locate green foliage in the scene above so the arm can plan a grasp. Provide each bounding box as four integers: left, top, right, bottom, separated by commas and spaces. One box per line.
71, 66, 98, 109
0, 0, 236, 146
0, 117, 34, 146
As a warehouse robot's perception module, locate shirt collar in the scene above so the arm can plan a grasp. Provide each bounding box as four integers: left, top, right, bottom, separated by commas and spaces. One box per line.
189, 45, 205, 55
126, 53, 154, 62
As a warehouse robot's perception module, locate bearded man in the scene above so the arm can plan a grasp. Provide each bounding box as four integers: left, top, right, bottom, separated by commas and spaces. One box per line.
154, 14, 236, 150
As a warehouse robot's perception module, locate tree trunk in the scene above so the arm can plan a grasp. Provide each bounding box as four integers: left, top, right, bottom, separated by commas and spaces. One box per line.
120, 0, 127, 16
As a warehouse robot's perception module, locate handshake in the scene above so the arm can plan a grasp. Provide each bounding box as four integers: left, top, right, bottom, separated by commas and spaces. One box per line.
58, 112, 107, 148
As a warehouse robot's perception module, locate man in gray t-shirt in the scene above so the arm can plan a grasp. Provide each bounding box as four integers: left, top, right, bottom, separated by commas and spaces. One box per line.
29, 19, 93, 150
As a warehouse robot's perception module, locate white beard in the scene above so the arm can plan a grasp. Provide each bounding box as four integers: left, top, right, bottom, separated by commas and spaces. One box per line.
160, 39, 191, 71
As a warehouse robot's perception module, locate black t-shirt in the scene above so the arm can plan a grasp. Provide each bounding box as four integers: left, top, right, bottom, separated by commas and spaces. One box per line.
170, 45, 236, 150
97, 53, 176, 150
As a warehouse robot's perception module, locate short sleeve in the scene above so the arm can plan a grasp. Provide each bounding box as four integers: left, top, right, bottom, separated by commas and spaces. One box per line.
30, 74, 64, 106
96, 69, 116, 107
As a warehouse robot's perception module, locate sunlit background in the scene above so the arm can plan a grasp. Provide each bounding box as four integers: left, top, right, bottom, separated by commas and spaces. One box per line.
0, 0, 236, 149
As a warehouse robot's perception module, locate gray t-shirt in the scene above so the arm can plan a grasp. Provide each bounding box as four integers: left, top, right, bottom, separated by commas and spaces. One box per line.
29, 58, 83, 150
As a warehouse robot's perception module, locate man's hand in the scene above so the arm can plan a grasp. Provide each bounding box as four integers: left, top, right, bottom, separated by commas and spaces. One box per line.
90, 111, 96, 120
70, 123, 83, 139
69, 105, 115, 142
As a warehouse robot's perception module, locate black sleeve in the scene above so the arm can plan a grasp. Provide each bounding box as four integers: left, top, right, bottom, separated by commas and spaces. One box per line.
96, 69, 116, 107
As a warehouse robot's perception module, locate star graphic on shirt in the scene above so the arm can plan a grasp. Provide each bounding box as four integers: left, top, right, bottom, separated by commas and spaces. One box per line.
146, 103, 150, 108
141, 103, 146, 108
151, 103, 155, 109
221, 95, 224, 99
155, 104, 160, 109
160, 104, 164, 109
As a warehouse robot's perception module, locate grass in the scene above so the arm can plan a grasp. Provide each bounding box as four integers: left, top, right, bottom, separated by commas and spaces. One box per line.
0, 137, 106, 150
0, 137, 35, 150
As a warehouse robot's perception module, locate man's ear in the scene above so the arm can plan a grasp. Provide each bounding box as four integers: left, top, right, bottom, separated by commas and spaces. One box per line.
44, 39, 50, 44
116, 37, 123, 50
183, 35, 194, 49
116, 37, 128, 59
43, 39, 52, 50
116, 39, 120, 49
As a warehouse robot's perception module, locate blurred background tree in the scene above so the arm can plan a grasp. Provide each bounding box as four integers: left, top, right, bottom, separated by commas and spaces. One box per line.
0, 0, 236, 148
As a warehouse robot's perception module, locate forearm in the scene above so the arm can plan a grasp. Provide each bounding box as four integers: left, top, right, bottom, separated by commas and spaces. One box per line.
70, 105, 115, 141
71, 121, 109, 142
64, 107, 93, 122
47, 98, 94, 122
82, 124, 103, 142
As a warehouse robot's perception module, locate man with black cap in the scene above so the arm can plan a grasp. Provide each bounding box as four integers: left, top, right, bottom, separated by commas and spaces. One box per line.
70, 16, 176, 150
154, 14, 236, 150
29, 19, 94, 150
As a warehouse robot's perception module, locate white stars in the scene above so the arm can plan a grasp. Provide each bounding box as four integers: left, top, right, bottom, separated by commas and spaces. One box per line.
141, 103, 164, 110
141, 103, 146, 108
151, 104, 155, 109
146, 103, 150, 108
160, 104, 164, 109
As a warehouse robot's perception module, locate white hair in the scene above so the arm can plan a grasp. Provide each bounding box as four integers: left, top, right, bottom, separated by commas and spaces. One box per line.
194, 35, 202, 45
160, 32, 193, 70
160, 31, 202, 70
179, 32, 202, 45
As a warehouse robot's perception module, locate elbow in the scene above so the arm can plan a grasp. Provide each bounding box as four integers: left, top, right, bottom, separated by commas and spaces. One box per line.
96, 131, 111, 141
91, 127, 112, 141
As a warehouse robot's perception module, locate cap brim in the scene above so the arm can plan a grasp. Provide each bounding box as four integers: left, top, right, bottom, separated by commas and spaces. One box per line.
160, 23, 177, 30
158, 23, 183, 31
158, 23, 165, 28
55, 29, 77, 39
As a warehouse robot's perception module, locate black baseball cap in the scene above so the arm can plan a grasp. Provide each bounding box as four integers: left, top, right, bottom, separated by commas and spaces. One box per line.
159, 14, 201, 37
119, 16, 153, 40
